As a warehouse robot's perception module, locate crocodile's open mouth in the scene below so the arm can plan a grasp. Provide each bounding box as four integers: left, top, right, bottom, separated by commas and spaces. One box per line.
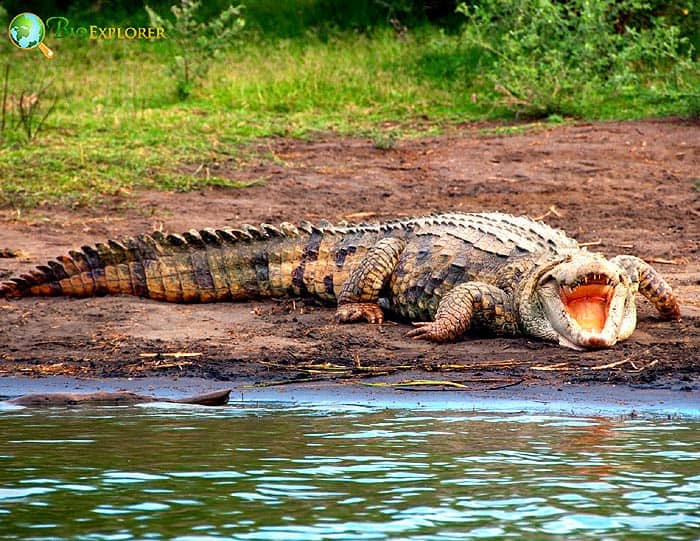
560, 273, 614, 333
535, 256, 637, 350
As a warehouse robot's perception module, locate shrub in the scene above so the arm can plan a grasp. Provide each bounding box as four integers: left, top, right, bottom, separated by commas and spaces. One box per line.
146, 0, 245, 99
458, 0, 696, 117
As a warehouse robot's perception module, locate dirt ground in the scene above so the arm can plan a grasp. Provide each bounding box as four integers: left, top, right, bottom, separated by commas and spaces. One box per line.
1, 118, 698, 392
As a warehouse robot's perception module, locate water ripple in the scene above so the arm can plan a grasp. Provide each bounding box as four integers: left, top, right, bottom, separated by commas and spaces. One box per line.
0, 407, 698, 540
102, 471, 169, 483
0, 487, 55, 500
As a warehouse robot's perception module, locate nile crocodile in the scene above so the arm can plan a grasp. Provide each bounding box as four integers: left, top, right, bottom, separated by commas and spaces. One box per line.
0, 212, 681, 350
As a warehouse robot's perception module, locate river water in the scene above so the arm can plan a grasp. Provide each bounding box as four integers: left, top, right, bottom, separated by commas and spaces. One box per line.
1, 398, 699, 540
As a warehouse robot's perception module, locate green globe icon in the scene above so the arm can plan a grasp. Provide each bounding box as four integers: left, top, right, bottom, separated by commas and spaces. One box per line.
8, 12, 54, 58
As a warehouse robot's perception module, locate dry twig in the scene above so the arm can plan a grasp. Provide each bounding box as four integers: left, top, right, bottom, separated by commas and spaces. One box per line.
579, 240, 602, 247
364, 377, 524, 391
645, 257, 688, 265
139, 352, 203, 359
534, 205, 562, 221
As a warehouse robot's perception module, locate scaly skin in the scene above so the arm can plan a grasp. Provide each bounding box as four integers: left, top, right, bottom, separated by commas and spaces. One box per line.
0, 212, 681, 350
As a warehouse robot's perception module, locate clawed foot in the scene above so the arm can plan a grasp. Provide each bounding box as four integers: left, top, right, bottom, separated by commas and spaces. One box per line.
406, 321, 451, 342
334, 302, 385, 324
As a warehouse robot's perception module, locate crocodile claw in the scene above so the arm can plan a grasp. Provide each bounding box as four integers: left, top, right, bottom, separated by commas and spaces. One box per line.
334, 302, 385, 325
406, 321, 446, 342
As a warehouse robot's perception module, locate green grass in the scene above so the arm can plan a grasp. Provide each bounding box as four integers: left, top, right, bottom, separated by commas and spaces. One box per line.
0, 24, 696, 209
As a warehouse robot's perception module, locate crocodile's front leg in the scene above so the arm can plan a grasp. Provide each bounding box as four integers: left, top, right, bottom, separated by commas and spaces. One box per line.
407, 281, 519, 342
334, 237, 406, 324
611, 255, 681, 320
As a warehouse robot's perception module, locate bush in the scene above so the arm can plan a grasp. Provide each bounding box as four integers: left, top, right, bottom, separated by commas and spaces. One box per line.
458, 0, 697, 117
146, 0, 245, 99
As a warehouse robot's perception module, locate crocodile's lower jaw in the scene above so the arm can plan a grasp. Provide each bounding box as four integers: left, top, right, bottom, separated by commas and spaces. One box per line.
555, 325, 619, 350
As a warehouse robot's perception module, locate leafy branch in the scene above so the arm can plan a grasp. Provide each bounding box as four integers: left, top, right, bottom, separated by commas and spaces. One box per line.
146, 0, 245, 99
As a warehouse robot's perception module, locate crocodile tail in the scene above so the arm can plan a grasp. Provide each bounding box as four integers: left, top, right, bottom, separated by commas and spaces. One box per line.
0, 223, 315, 302
0, 234, 163, 300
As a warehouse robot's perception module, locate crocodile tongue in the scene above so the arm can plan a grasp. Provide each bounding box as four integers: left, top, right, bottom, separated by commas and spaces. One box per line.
562, 284, 612, 333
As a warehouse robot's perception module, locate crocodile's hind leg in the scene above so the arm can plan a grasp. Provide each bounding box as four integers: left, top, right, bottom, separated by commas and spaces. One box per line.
407, 281, 519, 342
611, 255, 681, 320
334, 237, 405, 324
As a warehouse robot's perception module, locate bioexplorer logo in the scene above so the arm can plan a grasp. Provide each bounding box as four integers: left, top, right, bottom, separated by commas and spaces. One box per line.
8, 12, 54, 58
46, 17, 166, 40
7, 12, 166, 59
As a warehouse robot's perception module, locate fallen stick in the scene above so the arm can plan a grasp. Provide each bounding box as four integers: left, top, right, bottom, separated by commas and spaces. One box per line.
364, 378, 524, 391
579, 240, 602, 247
645, 257, 687, 265
534, 205, 562, 221
423, 359, 519, 371
132, 361, 194, 371
531, 354, 658, 373
530, 362, 572, 371
138, 352, 203, 359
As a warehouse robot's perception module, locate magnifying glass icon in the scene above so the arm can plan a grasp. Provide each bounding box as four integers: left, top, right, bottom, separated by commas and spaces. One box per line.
8, 12, 55, 59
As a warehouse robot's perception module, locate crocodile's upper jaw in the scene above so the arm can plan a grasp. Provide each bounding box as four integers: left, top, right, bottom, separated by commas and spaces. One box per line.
529, 256, 637, 350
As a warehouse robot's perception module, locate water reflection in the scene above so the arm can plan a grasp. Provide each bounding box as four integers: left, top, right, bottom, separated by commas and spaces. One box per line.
0, 404, 698, 540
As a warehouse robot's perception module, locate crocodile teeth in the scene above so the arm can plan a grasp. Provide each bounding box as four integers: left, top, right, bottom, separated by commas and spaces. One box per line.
567, 273, 613, 290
